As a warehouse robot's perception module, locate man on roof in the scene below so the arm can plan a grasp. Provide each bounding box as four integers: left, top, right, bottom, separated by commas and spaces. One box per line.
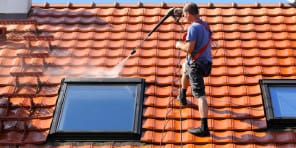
175, 2, 212, 136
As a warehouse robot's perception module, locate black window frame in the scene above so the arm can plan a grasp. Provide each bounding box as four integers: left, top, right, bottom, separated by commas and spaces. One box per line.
259, 79, 296, 129
0, 27, 6, 40
48, 77, 145, 141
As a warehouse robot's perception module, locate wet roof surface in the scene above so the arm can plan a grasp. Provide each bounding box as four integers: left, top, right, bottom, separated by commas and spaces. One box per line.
0, 2, 296, 147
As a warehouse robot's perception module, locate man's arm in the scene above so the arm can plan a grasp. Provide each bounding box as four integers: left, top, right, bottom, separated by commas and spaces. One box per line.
176, 40, 196, 53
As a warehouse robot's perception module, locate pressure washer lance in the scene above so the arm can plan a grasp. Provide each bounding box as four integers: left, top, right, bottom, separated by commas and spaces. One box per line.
130, 34, 149, 55
129, 7, 181, 56
130, 49, 137, 55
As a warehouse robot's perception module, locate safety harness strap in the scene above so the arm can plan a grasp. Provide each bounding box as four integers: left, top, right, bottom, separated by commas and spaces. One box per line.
191, 20, 211, 63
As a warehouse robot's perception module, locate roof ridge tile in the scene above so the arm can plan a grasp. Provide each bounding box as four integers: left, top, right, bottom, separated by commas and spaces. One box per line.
32, 2, 295, 9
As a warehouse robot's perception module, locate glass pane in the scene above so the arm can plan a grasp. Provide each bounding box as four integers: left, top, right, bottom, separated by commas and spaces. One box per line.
269, 86, 296, 118
58, 84, 137, 131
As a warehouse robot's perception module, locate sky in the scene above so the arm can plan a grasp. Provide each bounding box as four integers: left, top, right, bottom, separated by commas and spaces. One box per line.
32, 0, 292, 4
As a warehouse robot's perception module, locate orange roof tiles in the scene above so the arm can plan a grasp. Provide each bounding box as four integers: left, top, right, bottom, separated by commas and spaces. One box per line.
0, 1, 296, 148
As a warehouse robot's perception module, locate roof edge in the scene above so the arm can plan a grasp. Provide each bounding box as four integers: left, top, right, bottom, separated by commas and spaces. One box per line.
32, 2, 295, 8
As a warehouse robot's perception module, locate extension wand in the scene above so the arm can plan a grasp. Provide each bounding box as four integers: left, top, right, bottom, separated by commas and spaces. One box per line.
130, 8, 177, 55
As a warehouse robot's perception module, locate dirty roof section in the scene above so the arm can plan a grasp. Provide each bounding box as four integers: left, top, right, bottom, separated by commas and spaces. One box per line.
0, 2, 296, 147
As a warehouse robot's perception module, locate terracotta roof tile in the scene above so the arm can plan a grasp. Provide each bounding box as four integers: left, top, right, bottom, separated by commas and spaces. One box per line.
212, 131, 233, 143
252, 118, 267, 130
262, 66, 280, 76
0, 2, 295, 147
244, 66, 262, 76
208, 96, 230, 107
233, 131, 254, 143
243, 57, 260, 66
280, 67, 296, 76
212, 119, 232, 130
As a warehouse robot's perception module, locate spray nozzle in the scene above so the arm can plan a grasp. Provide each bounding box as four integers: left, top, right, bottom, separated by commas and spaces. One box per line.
130, 49, 136, 55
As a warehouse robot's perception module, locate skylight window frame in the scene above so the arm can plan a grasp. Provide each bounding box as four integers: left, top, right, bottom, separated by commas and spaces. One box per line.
0, 27, 6, 40
260, 79, 296, 129
49, 77, 145, 141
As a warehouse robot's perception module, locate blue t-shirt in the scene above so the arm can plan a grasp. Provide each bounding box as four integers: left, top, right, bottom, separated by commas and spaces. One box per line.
186, 19, 212, 64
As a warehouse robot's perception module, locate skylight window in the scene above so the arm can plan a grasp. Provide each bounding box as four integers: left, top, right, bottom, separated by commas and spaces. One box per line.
260, 79, 296, 129
49, 78, 145, 141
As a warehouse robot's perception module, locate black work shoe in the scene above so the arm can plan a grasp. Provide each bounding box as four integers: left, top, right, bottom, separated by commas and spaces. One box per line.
188, 127, 210, 137
177, 90, 187, 105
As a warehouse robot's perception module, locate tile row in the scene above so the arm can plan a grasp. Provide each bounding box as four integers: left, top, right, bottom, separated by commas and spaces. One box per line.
213, 32, 296, 40
1, 66, 295, 84
1, 24, 36, 32
3, 68, 296, 81
0, 106, 54, 119
0, 85, 59, 97
0, 71, 292, 87
212, 57, 296, 66
141, 130, 296, 144
0, 76, 62, 86
35, 23, 296, 32
30, 15, 296, 25
4, 25, 296, 41
0, 119, 51, 131
3, 53, 296, 67
31, 7, 296, 17
20, 143, 296, 148
49, 31, 296, 41
1, 47, 295, 59
31, 7, 165, 17
203, 16, 296, 24
121, 66, 296, 77
0, 48, 296, 61
6, 31, 291, 41
200, 7, 296, 16
210, 66, 296, 77
1, 56, 295, 66
142, 118, 266, 131
0, 130, 48, 144
11, 37, 293, 48
32, 16, 162, 25
0, 96, 57, 107
143, 106, 264, 119
144, 95, 263, 108
215, 48, 296, 58
48, 40, 296, 49
144, 85, 261, 97
212, 24, 296, 32
217, 40, 296, 49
